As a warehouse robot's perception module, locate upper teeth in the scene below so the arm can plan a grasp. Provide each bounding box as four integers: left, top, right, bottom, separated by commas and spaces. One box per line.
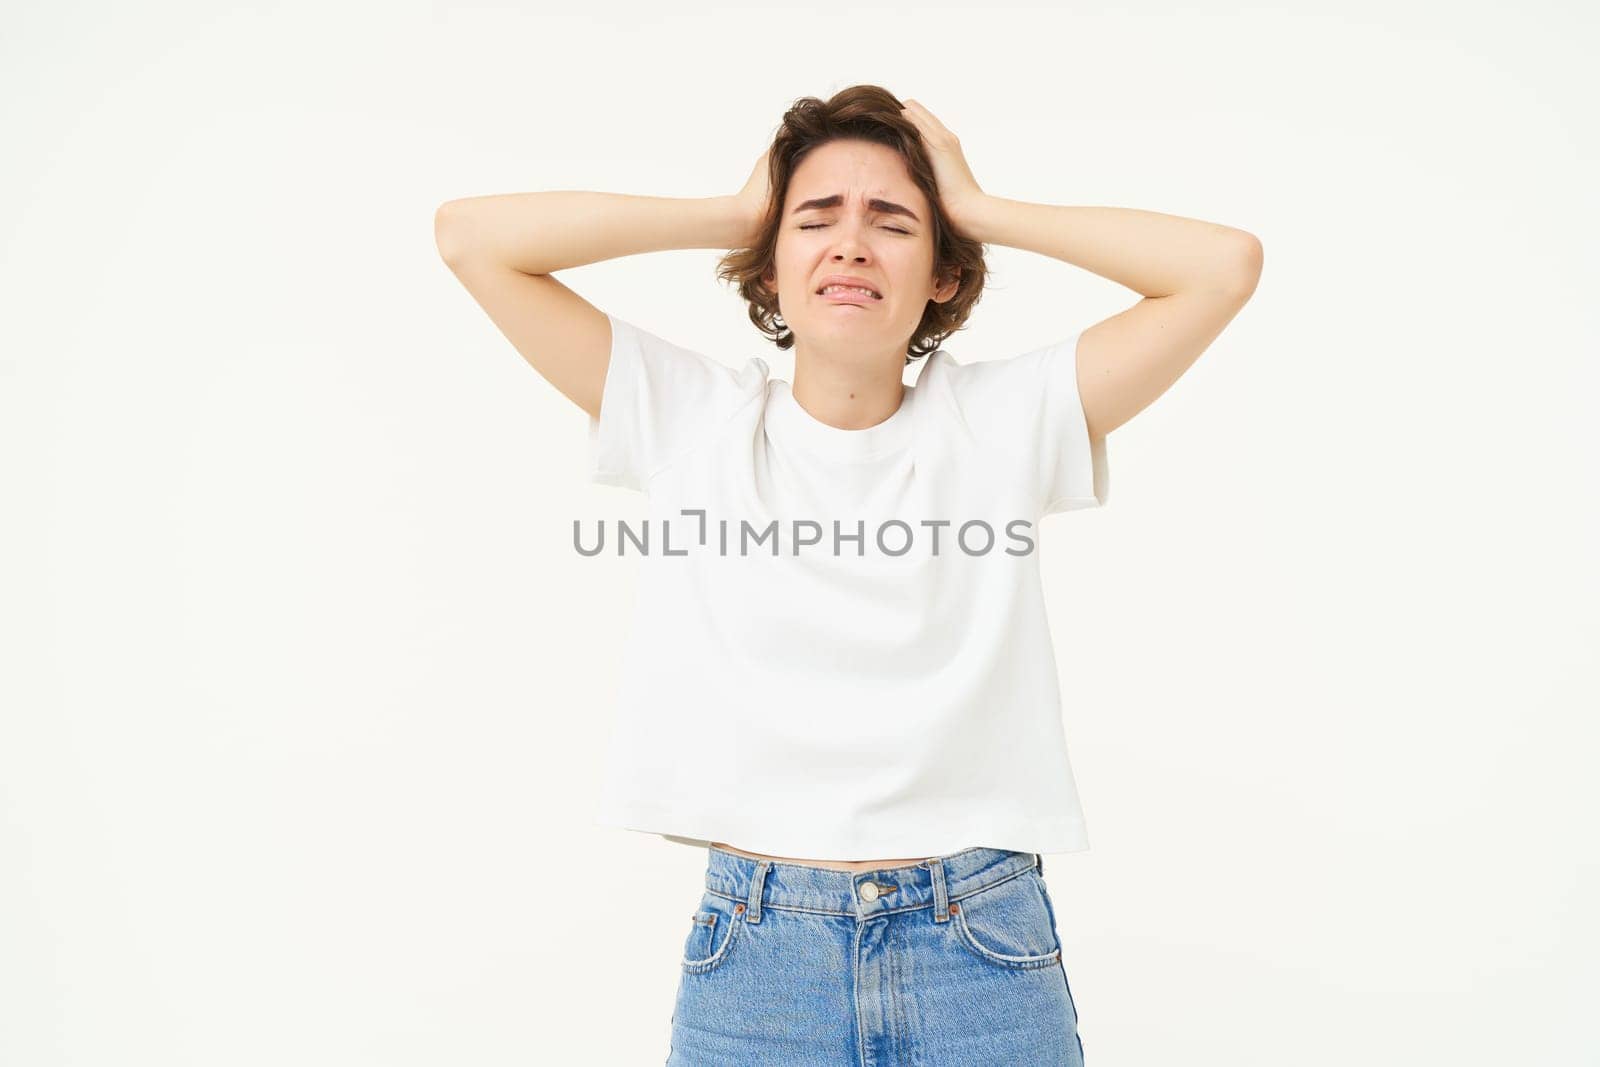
822, 285, 878, 298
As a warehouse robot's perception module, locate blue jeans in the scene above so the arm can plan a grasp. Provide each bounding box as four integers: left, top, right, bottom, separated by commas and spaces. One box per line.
668, 844, 1085, 1065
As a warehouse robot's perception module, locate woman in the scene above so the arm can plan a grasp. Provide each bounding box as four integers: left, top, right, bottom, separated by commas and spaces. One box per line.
436, 85, 1260, 1065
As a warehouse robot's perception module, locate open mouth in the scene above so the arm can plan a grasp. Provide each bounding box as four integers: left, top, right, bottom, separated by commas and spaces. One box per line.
817, 284, 882, 303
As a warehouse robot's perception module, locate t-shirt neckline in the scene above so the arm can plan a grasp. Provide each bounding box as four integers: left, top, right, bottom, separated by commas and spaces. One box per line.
766, 375, 919, 462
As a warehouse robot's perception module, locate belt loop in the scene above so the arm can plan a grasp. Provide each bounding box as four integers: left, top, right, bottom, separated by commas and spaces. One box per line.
1036, 852, 1045, 877
927, 855, 950, 924
746, 860, 771, 924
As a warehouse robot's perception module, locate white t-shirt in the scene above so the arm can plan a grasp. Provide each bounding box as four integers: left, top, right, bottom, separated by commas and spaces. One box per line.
584, 313, 1109, 859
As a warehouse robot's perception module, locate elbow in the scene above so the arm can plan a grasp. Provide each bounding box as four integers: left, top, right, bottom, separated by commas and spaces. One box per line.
434, 201, 468, 264
1224, 233, 1263, 298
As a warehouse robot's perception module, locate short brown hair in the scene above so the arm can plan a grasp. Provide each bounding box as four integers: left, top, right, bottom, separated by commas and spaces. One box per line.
715, 85, 989, 365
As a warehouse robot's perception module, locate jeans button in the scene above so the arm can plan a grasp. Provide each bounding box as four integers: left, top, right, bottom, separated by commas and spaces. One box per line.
859, 881, 879, 902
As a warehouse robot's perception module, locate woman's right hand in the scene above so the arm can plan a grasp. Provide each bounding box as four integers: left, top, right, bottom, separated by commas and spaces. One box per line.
731, 147, 772, 247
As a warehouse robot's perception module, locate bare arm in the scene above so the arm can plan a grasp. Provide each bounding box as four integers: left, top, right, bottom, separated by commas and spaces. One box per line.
955, 195, 1262, 441
435, 191, 754, 273
433, 192, 756, 419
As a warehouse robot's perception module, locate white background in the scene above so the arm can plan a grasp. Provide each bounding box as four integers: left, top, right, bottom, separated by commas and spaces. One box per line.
5, 1, 1596, 1064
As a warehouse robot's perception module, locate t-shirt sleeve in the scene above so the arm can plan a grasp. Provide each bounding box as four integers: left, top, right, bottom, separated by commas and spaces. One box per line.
586, 313, 754, 493
1035, 331, 1110, 515
945, 331, 1110, 517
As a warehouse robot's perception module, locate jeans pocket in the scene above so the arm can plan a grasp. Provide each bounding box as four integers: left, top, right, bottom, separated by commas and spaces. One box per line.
949, 869, 1062, 970
681, 890, 745, 975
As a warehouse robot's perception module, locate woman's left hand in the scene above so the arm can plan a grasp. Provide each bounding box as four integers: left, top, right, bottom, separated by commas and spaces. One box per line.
901, 99, 987, 231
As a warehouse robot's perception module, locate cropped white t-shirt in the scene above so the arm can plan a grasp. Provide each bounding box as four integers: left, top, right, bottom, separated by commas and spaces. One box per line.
584, 313, 1109, 859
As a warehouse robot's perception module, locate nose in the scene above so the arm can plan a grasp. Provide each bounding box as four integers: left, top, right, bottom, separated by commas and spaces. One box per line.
827, 221, 872, 263
829, 235, 869, 263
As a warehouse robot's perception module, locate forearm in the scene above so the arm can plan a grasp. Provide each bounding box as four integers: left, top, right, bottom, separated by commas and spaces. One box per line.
956, 196, 1260, 299
434, 191, 751, 274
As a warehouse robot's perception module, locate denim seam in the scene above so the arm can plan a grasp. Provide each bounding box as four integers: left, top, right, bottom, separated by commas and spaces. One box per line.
853, 920, 867, 1067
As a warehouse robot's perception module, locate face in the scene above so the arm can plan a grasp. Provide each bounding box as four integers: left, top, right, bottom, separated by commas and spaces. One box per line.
763, 139, 960, 365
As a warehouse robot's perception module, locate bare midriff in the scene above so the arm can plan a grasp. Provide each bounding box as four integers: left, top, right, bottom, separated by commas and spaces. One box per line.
711, 841, 931, 873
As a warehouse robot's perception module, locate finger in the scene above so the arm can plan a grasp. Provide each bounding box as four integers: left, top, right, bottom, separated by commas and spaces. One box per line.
914, 105, 950, 135
902, 102, 937, 133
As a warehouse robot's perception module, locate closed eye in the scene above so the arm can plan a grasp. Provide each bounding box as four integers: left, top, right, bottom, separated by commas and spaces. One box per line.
800, 223, 912, 235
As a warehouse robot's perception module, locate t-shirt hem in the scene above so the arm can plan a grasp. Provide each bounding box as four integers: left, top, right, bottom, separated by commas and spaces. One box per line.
593, 800, 1090, 859
1042, 493, 1105, 513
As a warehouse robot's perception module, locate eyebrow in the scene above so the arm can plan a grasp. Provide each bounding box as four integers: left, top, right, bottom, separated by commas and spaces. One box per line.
790, 194, 921, 224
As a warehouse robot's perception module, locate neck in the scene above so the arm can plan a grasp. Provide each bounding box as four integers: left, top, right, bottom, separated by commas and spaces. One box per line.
790, 346, 906, 430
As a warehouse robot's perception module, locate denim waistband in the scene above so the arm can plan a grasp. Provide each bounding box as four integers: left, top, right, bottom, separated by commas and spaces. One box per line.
703, 845, 1043, 924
